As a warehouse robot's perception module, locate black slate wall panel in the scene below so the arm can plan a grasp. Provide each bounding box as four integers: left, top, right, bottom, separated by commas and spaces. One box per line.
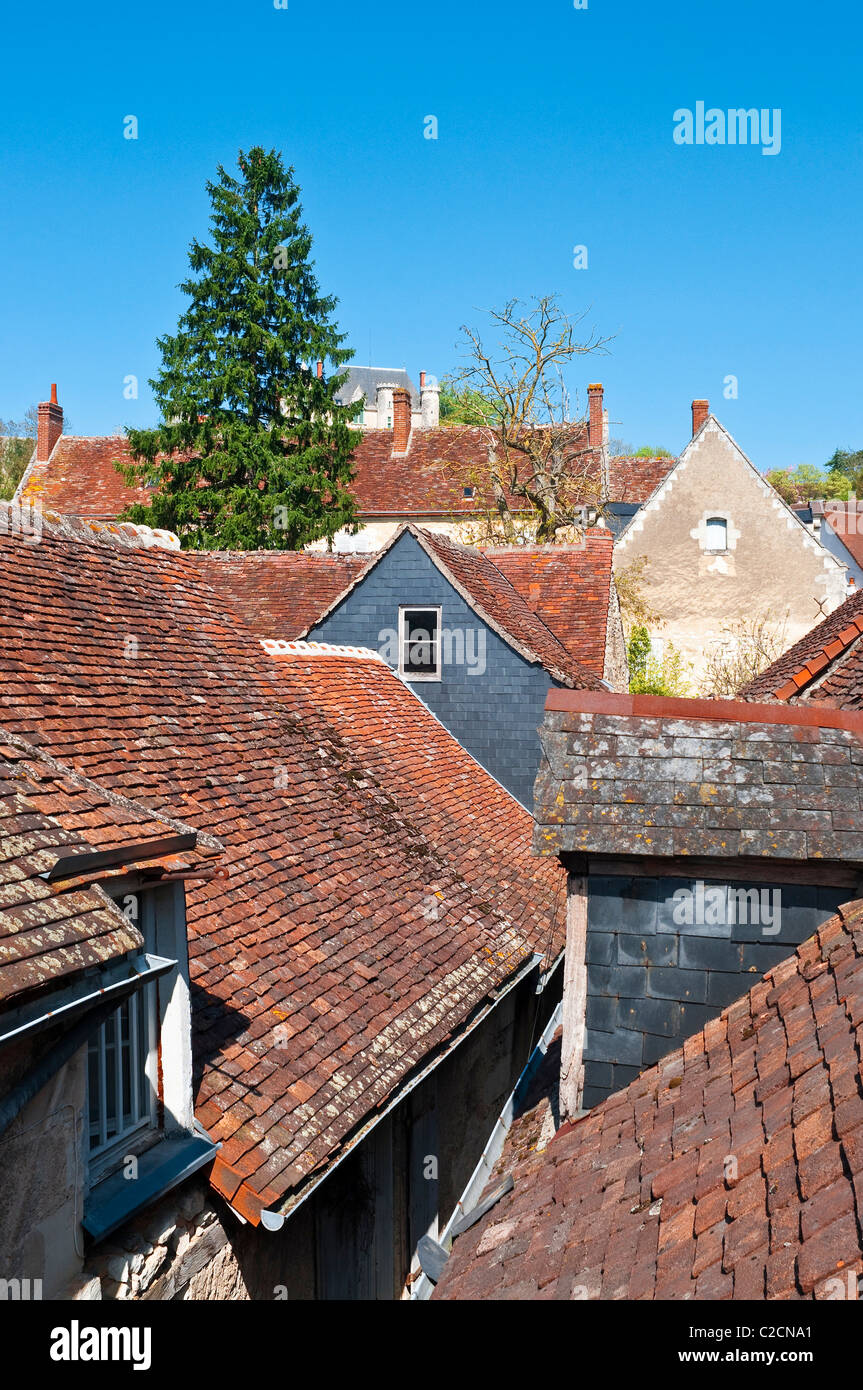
581, 874, 847, 1108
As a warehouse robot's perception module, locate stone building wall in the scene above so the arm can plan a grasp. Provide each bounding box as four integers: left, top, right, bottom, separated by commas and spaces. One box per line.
613, 418, 848, 690
83, 1179, 249, 1301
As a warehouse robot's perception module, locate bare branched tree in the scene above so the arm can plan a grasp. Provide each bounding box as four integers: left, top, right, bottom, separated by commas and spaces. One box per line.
699, 609, 790, 697
444, 295, 612, 543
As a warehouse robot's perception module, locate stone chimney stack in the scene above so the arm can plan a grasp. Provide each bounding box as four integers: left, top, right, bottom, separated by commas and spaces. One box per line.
692, 399, 709, 436
420, 372, 440, 429
588, 383, 604, 447
392, 387, 412, 454
37, 384, 63, 462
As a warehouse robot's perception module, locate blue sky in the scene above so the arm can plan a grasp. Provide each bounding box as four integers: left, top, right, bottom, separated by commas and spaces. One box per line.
1, 0, 859, 468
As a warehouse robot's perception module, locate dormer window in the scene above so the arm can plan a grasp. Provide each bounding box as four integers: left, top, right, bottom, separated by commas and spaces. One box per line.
705, 517, 728, 552
82, 879, 218, 1244
86, 892, 159, 1179
87, 981, 158, 1169
399, 606, 441, 681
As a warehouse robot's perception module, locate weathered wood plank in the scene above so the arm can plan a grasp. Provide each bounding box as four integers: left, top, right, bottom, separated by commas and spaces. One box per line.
560, 873, 588, 1122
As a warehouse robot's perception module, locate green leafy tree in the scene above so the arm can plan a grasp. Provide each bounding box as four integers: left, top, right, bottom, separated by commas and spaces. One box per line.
0, 406, 39, 501
118, 148, 359, 549
826, 447, 863, 498
627, 625, 652, 686
438, 375, 498, 427
0, 439, 31, 501
628, 624, 689, 696
764, 463, 840, 504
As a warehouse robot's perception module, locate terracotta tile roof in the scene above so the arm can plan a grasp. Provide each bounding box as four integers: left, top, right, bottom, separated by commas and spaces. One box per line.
534, 691, 863, 864
412, 529, 607, 690
260, 640, 564, 945
191, 550, 373, 640
16, 432, 674, 522
607, 454, 675, 502
480, 531, 615, 676
435, 899, 863, 1300
0, 733, 215, 1004
18, 437, 151, 518
741, 590, 863, 707
823, 502, 863, 570
346, 426, 592, 515
0, 516, 562, 1222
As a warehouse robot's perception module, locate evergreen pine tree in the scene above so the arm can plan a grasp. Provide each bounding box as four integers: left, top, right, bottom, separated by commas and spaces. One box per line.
118, 147, 359, 549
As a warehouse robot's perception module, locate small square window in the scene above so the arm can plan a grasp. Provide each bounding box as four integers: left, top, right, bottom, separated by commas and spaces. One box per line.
463, 486, 475, 499
400, 607, 441, 681
705, 517, 728, 552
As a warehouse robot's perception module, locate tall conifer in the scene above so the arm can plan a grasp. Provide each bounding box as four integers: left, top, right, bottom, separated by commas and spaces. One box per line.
120, 147, 359, 549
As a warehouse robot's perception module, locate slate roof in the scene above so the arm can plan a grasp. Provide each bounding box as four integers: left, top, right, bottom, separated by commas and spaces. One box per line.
191, 550, 373, 640
0, 733, 217, 1005
534, 691, 863, 864
434, 899, 863, 1301
741, 590, 863, 708
0, 513, 564, 1223
480, 531, 615, 677
16, 432, 674, 523
334, 366, 419, 410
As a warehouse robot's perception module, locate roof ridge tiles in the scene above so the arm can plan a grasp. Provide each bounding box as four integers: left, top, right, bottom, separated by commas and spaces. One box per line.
260, 639, 385, 662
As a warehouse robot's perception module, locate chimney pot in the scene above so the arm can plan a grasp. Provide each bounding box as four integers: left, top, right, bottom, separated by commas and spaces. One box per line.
588, 383, 604, 447
37, 385, 63, 462
419, 370, 426, 390
391, 387, 412, 454
691, 399, 709, 436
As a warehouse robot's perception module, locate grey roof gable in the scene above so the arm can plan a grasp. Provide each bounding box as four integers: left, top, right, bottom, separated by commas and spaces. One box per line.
335, 366, 419, 409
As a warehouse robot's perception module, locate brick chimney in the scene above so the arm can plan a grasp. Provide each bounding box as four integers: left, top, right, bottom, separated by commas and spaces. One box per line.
37, 384, 63, 462
392, 386, 412, 454
316, 359, 323, 379
691, 399, 709, 436
588, 383, 604, 447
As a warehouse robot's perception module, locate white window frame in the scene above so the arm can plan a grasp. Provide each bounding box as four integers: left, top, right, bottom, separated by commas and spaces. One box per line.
704, 516, 729, 552
86, 892, 160, 1182
399, 605, 443, 682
